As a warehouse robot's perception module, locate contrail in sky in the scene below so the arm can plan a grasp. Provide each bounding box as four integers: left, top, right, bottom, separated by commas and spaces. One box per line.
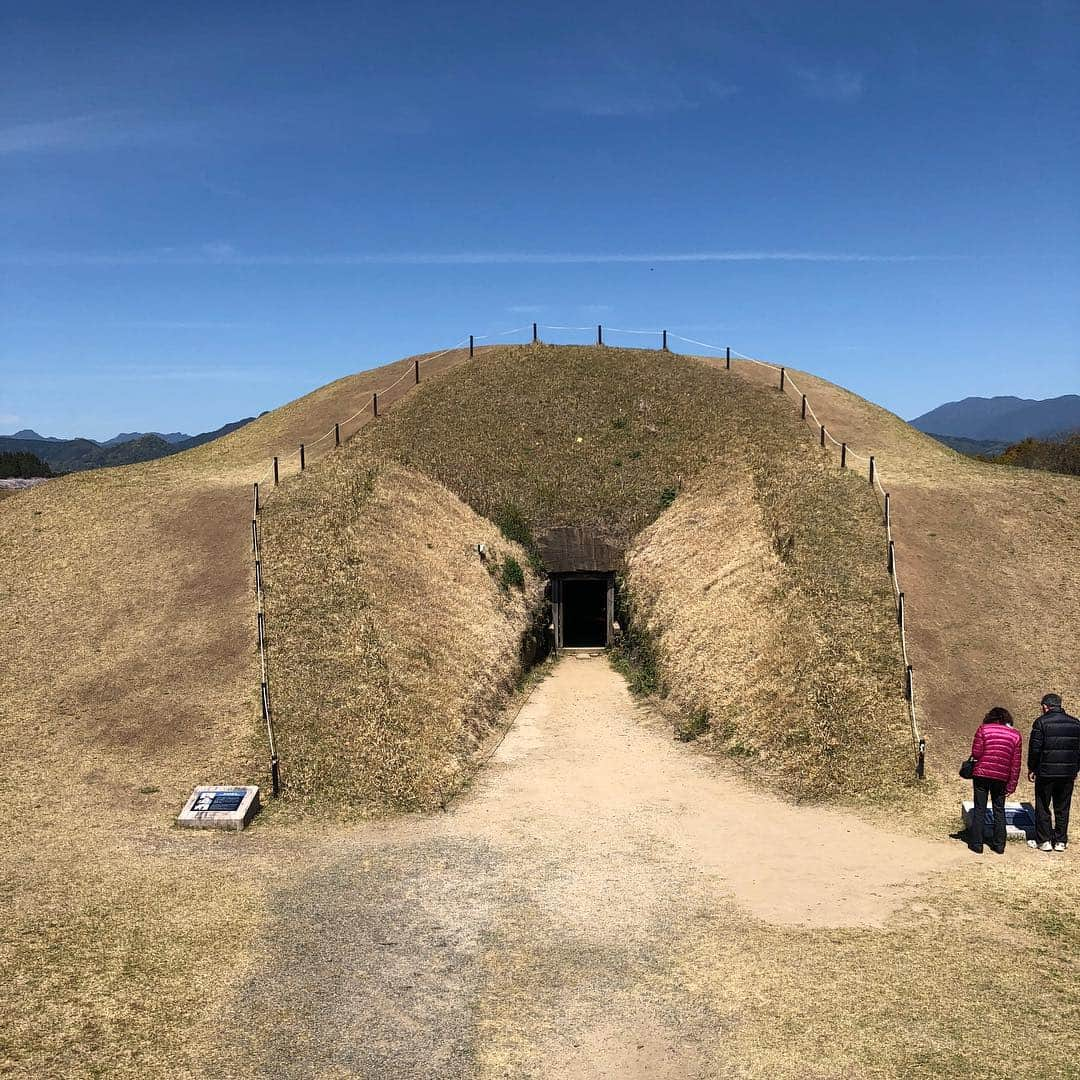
0, 249, 964, 267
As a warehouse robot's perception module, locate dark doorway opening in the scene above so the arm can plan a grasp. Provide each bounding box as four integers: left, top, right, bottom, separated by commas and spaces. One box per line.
562, 576, 610, 647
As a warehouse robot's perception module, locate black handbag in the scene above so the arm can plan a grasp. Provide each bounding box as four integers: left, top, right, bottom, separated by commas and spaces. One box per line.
959, 756, 977, 780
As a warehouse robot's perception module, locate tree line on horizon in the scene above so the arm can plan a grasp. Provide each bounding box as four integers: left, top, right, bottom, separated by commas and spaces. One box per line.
0, 451, 55, 479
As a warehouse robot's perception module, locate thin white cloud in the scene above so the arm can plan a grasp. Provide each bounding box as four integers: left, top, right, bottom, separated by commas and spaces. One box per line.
0, 413, 22, 428
793, 66, 865, 103
547, 77, 737, 118
0, 112, 183, 154
1, 249, 961, 267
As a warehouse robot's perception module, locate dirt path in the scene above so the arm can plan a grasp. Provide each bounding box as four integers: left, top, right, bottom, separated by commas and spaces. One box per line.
225, 656, 963, 1078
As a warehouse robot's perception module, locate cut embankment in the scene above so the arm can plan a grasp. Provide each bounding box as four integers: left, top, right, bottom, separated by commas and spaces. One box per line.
720, 360, 1080, 786
260, 460, 545, 809
624, 424, 914, 803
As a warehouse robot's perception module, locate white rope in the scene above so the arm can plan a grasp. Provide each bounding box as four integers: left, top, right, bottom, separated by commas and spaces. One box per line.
604, 326, 664, 336
541, 324, 596, 332
668, 332, 728, 352
473, 325, 531, 340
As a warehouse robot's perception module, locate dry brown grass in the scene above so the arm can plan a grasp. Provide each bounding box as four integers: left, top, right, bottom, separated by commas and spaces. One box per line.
670, 861, 1080, 1079
260, 459, 545, 809
626, 425, 912, 804
0, 347, 471, 1076
358, 343, 774, 547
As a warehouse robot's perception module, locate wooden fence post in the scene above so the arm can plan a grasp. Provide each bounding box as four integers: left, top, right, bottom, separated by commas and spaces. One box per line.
253, 481, 259, 515
801, 394, 807, 420
662, 329, 668, 351
725, 346, 731, 370
841, 442, 847, 468
334, 422, 340, 447
897, 591, 905, 631
414, 358, 420, 384
597, 325, 603, 346
780, 367, 786, 392
469, 335, 474, 358
273, 456, 279, 486
820, 424, 826, 448
917, 737, 925, 780
532, 322, 538, 344
869, 455, 875, 485
888, 539, 895, 574
299, 444, 305, 471
373, 392, 379, 417
884, 492, 891, 528
251, 518, 257, 553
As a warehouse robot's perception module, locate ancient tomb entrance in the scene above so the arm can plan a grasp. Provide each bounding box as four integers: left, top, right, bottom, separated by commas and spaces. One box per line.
539, 527, 621, 651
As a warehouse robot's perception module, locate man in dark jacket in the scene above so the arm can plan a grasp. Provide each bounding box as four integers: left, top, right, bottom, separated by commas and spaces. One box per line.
1028, 693, 1080, 852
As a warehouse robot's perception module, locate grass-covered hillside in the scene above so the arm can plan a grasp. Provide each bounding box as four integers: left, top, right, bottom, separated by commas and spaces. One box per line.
261, 344, 911, 805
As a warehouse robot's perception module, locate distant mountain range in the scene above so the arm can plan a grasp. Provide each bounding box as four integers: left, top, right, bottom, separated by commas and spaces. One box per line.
910, 394, 1080, 447
0, 417, 257, 473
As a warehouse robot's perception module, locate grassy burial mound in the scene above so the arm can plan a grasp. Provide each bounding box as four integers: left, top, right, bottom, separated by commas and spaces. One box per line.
261, 343, 911, 803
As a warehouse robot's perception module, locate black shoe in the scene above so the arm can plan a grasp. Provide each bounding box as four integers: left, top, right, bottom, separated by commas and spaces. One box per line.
991, 844, 1006, 855
969, 845, 984, 854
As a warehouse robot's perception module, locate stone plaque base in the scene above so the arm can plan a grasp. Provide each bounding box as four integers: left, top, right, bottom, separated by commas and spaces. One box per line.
960, 800, 1036, 842
177, 785, 260, 831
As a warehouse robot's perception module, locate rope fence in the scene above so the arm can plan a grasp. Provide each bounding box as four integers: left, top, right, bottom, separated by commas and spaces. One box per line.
249, 321, 925, 794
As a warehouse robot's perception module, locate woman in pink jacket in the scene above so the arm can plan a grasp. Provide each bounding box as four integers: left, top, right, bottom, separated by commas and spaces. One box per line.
968, 706, 1023, 854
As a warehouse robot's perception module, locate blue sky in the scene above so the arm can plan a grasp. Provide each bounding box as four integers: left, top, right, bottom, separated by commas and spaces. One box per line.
2, 0, 1077, 440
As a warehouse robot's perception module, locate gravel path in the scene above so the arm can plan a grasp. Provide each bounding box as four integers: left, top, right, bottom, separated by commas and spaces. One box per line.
225, 656, 962, 1078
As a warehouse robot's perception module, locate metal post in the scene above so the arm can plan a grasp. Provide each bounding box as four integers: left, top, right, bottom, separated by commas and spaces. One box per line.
841, 442, 847, 468
414, 358, 420, 384
897, 591, 905, 630
334, 422, 340, 447
780, 367, 786, 392
253, 482, 259, 515
469, 334, 474, 358
270, 755, 281, 796
820, 424, 826, 448
884, 492, 891, 528
373, 392, 378, 417
801, 394, 807, 420
255, 558, 262, 595
869, 455, 875, 485
888, 539, 895, 574
662, 329, 668, 351
299, 444, 305, 471
532, 322, 538, 344
597, 324, 603, 346
725, 347, 731, 370
905, 664, 913, 701
273, 456, 279, 486
251, 518, 258, 553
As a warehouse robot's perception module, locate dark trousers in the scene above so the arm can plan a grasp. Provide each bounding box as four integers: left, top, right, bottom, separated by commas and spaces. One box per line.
971, 776, 1006, 851
1034, 778, 1074, 846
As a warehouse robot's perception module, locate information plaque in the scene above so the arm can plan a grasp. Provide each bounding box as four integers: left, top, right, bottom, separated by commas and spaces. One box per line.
177, 785, 260, 831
